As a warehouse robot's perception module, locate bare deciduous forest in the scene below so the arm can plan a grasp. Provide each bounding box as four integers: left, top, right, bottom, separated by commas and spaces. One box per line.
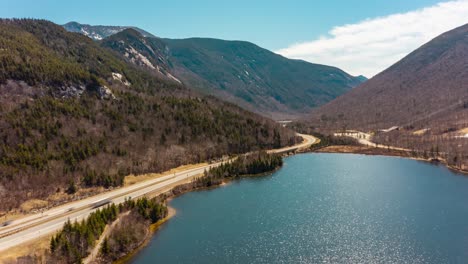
306, 23, 468, 171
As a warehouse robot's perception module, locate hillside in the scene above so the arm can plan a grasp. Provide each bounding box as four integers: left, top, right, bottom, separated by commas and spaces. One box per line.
0, 19, 298, 212
164, 38, 365, 118
310, 23, 468, 131
308, 24, 468, 168
63, 21, 156, 40
64, 23, 365, 119
100, 29, 180, 83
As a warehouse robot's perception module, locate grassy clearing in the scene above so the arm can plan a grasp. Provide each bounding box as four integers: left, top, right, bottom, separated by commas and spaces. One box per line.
0, 233, 50, 264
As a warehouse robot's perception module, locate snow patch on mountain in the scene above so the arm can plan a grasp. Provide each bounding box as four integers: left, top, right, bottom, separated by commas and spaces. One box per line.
63, 22, 157, 40
79, 28, 103, 40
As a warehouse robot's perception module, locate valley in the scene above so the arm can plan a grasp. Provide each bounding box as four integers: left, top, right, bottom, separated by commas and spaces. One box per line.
0, 3, 467, 263
65, 22, 366, 119
0, 19, 300, 214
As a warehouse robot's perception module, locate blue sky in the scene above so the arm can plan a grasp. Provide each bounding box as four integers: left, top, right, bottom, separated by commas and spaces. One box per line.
3, 0, 442, 50
2, 0, 466, 76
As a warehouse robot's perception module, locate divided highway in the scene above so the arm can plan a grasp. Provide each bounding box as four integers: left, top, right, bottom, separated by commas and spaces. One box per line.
0, 134, 316, 252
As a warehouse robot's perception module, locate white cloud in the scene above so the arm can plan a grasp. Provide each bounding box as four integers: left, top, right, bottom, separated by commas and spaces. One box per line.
276, 0, 468, 77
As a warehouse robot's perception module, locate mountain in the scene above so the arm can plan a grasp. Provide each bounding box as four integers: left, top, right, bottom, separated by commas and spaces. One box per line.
309, 23, 468, 131
0, 19, 297, 212
63, 21, 156, 40
355, 75, 368, 83
63, 23, 365, 119
308, 24, 468, 169
163, 38, 365, 119
100, 28, 181, 83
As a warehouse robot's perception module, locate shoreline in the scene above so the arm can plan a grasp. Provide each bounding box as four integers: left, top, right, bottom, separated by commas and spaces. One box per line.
114, 205, 177, 264
116, 163, 283, 263
313, 145, 468, 175
115, 146, 465, 263
0, 135, 315, 262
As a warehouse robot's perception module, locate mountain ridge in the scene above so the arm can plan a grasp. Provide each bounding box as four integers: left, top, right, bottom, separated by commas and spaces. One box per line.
164, 36, 365, 118
0, 19, 297, 211
64, 22, 366, 119
63, 21, 157, 40
310, 23, 468, 131
307, 23, 468, 169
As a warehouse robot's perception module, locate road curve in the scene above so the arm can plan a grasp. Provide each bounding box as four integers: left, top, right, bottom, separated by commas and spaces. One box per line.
0, 133, 317, 252
268, 133, 316, 154
334, 131, 410, 152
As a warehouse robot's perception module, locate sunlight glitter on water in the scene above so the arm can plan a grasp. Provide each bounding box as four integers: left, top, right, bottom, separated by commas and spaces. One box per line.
133, 154, 468, 263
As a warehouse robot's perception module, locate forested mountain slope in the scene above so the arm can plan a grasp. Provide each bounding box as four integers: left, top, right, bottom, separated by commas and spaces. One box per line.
100, 29, 179, 83
307, 24, 468, 170
310, 23, 468, 132
64, 22, 366, 119
0, 19, 297, 212
163, 37, 365, 118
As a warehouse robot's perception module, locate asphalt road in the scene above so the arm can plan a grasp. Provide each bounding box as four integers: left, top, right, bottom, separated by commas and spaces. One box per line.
0, 133, 316, 252
334, 131, 410, 151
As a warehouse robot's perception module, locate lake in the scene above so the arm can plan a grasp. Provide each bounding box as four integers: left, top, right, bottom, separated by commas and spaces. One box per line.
132, 153, 468, 263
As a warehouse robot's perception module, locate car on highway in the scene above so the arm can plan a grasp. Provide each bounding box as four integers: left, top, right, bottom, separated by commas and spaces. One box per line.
1, 220, 13, 227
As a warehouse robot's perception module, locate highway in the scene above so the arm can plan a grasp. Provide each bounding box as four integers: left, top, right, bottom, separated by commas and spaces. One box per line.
334, 131, 410, 151
0, 133, 316, 252
269, 133, 316, 154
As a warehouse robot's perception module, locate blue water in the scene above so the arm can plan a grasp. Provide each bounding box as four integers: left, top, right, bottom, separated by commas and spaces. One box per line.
132, 153, 468, 263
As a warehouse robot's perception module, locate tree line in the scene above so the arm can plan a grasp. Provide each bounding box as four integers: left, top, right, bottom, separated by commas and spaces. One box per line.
49, 197, 167, 263
195, 151, 283, 188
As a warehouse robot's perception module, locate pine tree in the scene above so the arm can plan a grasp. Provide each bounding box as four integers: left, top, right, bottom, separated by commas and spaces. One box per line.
50, 235, 57, 253
66, 180, 77, 194
100, 237, 110, 255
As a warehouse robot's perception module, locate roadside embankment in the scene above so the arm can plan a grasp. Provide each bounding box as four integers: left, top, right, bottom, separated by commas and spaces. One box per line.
1, 134, 317, 263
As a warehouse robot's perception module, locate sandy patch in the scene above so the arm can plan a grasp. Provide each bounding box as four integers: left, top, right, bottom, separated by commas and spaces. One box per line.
0, 233, 50, 264
167, 206, 176, 219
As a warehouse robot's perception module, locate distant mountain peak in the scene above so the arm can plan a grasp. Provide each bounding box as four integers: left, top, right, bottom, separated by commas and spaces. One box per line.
63, 21, 156, 41
355, 75, 368, 83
